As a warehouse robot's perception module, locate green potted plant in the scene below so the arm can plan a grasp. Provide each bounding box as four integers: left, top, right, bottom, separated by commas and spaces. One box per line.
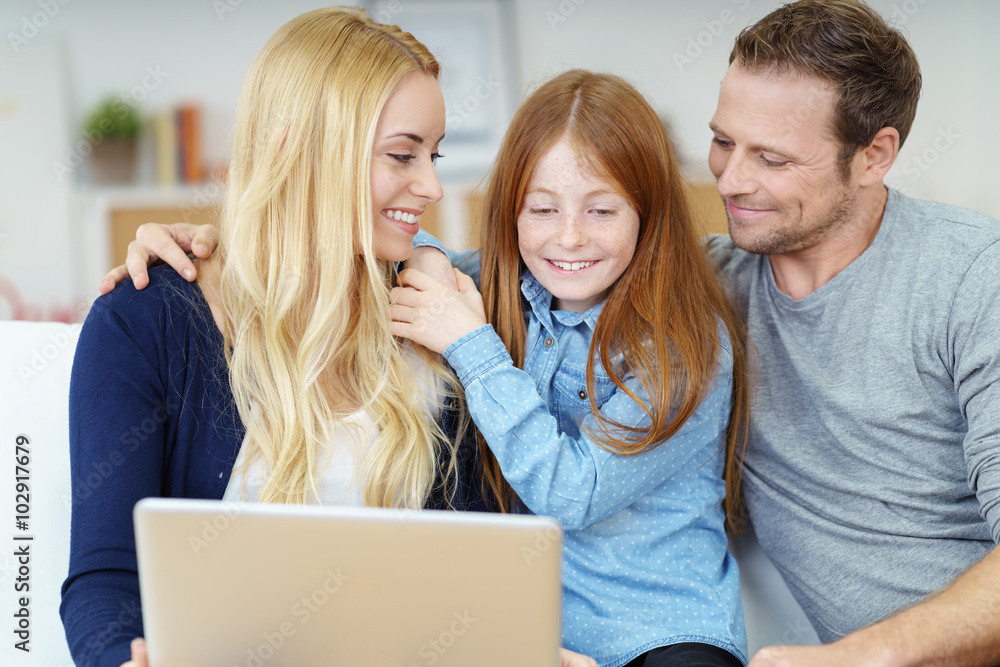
83, 96, 142, 184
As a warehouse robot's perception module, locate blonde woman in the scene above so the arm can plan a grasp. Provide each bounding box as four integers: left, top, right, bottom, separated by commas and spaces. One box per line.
59, 8, 529, 667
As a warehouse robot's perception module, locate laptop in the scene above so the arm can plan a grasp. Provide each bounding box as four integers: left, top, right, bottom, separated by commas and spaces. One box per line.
133, 498, 563, 667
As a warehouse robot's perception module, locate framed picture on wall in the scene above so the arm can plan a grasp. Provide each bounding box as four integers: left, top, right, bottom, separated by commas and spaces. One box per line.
363, 0, 519, 181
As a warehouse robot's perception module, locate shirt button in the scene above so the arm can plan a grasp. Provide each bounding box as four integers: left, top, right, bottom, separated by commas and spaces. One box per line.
578, 390, 587, 400
543, 337, 554, 348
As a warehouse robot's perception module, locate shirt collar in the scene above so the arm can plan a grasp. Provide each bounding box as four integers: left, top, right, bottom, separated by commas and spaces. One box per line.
520, 271, 604, 331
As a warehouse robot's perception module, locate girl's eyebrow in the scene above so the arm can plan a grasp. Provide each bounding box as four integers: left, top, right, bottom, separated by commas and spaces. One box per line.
525, 187, 621, 198
585, 189, 621, 198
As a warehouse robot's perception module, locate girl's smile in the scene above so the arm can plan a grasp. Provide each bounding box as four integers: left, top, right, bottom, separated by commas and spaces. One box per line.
516, 136, 640, 312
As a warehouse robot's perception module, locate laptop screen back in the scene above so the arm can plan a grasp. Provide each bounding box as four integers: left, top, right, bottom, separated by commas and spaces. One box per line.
133, 498, 562, 667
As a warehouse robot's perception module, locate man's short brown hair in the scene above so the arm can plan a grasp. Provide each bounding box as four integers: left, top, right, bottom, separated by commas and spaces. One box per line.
730, 0, 922, 170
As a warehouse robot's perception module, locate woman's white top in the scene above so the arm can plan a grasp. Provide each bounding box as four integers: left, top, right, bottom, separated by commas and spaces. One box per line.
222, 343, 442, 505
223, 411, 377, 505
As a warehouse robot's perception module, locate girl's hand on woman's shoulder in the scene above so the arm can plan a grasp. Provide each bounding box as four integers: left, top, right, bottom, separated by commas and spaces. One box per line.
404, 245, 458, 290
390, 268, 486, 354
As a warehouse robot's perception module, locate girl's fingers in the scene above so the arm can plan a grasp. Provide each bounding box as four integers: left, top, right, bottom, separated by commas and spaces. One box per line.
397, 267, 441, 291
389, 286, 421, 308
389, 303, 417, 324
454, 268, 477, 293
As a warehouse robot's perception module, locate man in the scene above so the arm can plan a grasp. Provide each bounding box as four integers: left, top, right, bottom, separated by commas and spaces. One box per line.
108, 2, 1000, 665
704, 1, 1000, 665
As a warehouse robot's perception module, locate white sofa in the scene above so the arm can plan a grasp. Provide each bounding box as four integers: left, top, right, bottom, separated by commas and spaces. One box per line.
735, 530, 820, 652
0, 320, 816, 666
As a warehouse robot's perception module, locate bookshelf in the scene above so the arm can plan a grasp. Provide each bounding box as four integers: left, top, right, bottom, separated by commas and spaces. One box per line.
686, 182, 729, 237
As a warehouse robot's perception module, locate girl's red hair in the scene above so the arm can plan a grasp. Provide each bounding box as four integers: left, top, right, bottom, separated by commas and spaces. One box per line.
478, 70, 750, 532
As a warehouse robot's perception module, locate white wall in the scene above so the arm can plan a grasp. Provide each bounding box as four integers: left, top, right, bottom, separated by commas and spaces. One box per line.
1, 0, 997, 317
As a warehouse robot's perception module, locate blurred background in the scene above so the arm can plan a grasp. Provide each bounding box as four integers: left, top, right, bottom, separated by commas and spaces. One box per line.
1, 0, 997, 321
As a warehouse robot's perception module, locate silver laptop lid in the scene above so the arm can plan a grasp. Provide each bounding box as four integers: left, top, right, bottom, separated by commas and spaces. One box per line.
134, 498, 562, 667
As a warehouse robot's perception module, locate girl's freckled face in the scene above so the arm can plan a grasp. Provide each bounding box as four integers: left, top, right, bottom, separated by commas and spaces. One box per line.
516, 136, 640, 312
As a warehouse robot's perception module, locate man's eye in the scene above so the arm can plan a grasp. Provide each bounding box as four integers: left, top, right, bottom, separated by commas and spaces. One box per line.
712, 137, 732, 149
760, 155, 787, 168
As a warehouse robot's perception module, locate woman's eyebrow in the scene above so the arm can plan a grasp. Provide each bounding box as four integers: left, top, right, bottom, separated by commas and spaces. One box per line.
383, 132, 446, 144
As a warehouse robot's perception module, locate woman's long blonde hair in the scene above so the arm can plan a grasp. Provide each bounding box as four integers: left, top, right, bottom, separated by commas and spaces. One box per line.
215, 7, 459, 507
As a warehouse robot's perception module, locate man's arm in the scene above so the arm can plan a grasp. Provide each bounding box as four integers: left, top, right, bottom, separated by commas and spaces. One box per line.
750, 547, 1000, 667
99, 225, 472, 292
98, 222, 219, 294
